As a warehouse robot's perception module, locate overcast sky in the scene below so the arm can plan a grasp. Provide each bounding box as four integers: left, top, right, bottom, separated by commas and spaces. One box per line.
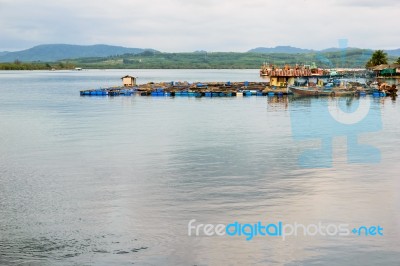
0, 0, 399, 52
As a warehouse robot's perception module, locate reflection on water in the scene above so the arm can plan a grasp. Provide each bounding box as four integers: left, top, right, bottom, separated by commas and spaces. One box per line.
0, 70, 399, 265
267, 96, 289, 111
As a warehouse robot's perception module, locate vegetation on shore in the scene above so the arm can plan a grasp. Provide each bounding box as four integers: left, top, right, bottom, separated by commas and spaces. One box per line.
365, 50, 388, 67
0, 60, 75, 70
68, 49, 396, 69
1, 49, 398, 70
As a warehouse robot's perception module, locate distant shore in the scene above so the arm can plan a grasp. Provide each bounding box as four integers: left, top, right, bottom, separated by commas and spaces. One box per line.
0, 62, 75, 71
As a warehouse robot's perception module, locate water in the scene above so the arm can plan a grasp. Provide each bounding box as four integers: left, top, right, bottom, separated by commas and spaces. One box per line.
0, 70, 399, 265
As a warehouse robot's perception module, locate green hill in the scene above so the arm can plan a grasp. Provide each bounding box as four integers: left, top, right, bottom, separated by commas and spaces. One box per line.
0, 44, 158, 62
66, 48, 390, 69
248, 46, 314, 54
1, 44, 399, 69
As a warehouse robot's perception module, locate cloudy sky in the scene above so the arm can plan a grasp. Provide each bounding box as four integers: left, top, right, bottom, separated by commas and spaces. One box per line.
0, 0, 399, 52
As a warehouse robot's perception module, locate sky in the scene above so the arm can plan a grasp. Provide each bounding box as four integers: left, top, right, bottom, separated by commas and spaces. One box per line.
0, 0, 399, 52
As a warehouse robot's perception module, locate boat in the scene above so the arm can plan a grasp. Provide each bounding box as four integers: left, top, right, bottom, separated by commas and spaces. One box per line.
288, 77, 376, 97
289, 86, 356, 97
289, 86, 331, 96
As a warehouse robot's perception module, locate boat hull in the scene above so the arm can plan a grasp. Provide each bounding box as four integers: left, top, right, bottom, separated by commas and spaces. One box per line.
289, 86, 356, 97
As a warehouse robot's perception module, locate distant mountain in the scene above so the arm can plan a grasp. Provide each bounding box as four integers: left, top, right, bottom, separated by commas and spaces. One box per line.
248, 46, 315, 54
0, 44, 158, 62
249, 46, 400, 56
385, 49, 400, 57
321, 48, 400, 57
319, 47, 363, 53
1, 43, 399, 63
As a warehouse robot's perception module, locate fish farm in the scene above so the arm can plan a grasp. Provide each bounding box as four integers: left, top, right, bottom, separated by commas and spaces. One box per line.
80, 80, 393, 98
80, 72, 398, 98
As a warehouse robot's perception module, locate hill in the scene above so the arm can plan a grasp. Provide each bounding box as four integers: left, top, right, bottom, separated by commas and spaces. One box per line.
248, 46, 314, 54
0, 44, 158, 62
1, 44, 398, 69
385, 49, 400, 57
249, 46, 400, 57
63, 48, 394, 69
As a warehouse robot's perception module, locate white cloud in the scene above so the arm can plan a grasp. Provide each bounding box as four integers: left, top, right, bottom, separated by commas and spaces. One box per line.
0, 0, 398, 51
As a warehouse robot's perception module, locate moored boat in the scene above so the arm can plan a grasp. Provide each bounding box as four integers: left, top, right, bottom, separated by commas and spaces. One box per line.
289, 86, 356, 97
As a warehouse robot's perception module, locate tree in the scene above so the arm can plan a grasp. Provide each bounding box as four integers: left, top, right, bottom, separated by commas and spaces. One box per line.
366, 50, 388, 68
396, 57, 400, 65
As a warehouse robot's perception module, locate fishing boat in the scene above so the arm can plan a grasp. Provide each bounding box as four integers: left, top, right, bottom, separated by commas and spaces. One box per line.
289, 77, 374, 97
289, 86, 356, 97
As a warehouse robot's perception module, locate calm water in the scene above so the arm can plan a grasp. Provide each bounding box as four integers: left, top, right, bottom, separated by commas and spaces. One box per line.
0, 70, 399, 265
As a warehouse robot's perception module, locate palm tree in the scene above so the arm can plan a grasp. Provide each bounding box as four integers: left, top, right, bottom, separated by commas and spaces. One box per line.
366, 50, 388, 68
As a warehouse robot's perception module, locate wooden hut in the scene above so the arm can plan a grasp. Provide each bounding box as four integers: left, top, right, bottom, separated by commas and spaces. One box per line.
121, 75, 136, 87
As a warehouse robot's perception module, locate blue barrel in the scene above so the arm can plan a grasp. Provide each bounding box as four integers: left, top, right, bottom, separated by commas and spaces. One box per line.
174, 91, 182, 96
359, 91, 367, 97
188, 92, 195, 97
151, 91, 158, 96
181, 91, 188, 96
205, 92, 212, 97
244, 91, 252, 96
277, 92, 283, 97
219, 92, 226, 97
268, 92, 275, 96
156, 92, 164, 96
256, 92, 263, 96
372, 92, 380, 97
212, 92, 219, 97
194, 92, 202, 97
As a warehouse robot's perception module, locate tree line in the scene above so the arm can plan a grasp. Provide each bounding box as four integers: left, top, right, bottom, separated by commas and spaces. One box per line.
0, 60, 75, 70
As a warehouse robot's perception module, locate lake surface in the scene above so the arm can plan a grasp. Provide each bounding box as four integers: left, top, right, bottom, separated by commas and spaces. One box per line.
0, 69, 399, 265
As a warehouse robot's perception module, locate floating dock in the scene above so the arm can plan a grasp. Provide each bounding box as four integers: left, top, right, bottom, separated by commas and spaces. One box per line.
80, 79, 394, 98
80, 81, 291, 97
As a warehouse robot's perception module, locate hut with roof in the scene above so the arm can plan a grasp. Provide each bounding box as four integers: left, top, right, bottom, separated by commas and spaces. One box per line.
371, 64, 400, 77
121, 75, 136, 87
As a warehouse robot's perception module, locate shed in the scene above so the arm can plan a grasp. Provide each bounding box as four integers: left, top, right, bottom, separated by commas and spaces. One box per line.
121, 75, 136, 87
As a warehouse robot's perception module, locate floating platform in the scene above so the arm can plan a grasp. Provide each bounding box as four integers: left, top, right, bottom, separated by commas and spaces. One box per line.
80, 81, 287, 97
80, 87, 136, 96
80, 81, 391, 98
